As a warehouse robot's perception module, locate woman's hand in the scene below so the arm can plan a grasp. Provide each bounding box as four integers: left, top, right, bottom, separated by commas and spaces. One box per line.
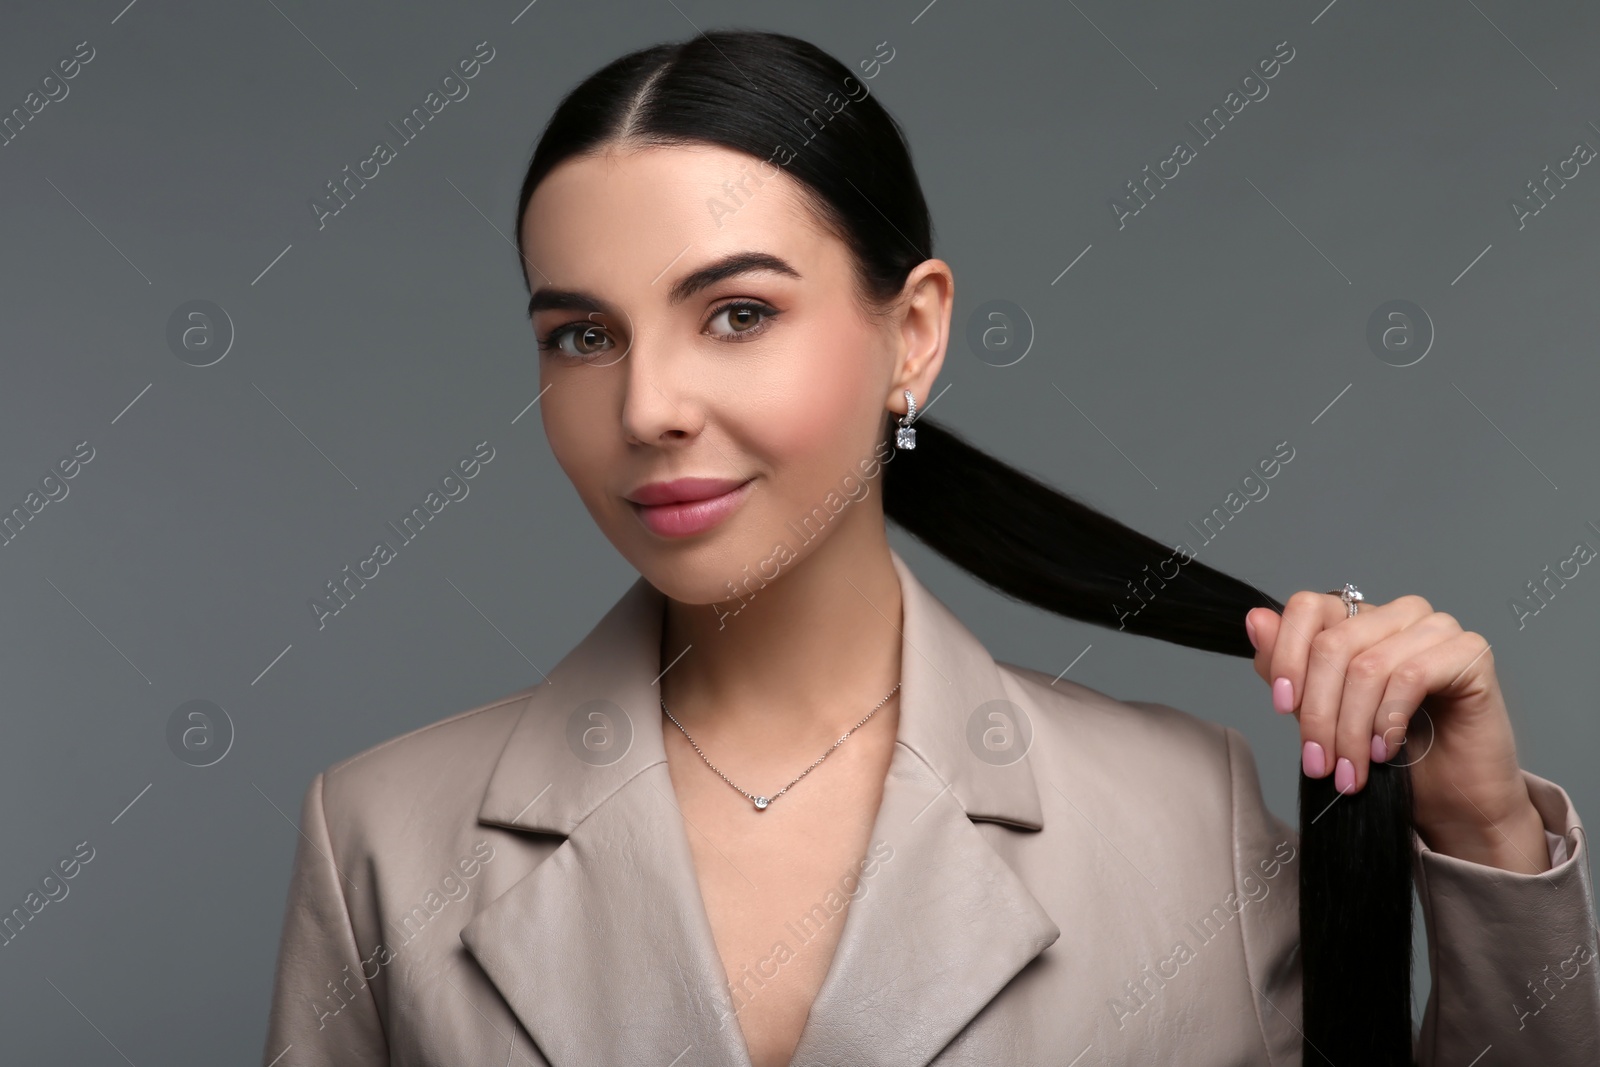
1245, 592, 1550, 874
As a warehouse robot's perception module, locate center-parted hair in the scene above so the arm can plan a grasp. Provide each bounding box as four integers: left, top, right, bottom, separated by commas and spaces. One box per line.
511, 29, 1416, 1063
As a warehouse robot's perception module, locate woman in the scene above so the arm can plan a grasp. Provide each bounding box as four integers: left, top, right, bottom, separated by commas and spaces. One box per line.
262, 29, 1599, 1067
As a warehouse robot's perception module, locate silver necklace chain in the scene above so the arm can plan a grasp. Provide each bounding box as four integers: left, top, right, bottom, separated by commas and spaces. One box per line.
660, 681, 901, 812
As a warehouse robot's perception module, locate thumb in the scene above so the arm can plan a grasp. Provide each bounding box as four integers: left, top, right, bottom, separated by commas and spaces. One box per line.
1245, 607, 1282, 685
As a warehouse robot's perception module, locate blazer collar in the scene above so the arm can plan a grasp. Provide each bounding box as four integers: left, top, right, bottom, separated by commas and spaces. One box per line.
476, 548, 1044, 834
461, 548, 1060, 1066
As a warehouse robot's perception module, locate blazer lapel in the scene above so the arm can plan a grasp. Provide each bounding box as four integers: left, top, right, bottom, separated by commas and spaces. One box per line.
461, 758, 752, 1066
787, 551, 1061, 1066
459, 550, 1061, 1067
460, 575, 750, 1067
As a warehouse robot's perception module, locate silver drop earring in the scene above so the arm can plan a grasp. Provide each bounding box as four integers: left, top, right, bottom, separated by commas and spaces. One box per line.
895, 389, 918, 450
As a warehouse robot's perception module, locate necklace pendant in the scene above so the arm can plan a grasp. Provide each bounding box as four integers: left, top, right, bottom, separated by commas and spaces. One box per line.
752, 795, 770, 811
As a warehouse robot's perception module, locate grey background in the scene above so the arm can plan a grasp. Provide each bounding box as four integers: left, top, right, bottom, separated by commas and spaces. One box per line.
2, 0, 1597, 1061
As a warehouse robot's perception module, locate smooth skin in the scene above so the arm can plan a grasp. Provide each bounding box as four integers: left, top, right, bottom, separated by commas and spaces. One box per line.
522, 138, 1548, 1066
1246, 596, 1550, 874
523, 142, 950, 1067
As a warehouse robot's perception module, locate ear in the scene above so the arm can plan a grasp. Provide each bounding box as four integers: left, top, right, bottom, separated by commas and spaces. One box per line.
884, 258, 954, 414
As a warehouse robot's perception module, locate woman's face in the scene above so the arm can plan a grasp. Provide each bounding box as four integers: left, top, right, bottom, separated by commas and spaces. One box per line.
521, 144, 947, 605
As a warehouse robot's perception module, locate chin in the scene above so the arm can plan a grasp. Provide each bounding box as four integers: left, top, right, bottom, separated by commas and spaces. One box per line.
635, 559, 768, 612
616, 518, 807, 609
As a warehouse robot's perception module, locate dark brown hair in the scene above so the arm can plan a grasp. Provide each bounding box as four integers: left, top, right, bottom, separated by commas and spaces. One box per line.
512, 29, 1416, 1063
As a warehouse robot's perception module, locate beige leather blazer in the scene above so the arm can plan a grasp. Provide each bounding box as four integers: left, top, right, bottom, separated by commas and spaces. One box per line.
262, 549, 1600, 1065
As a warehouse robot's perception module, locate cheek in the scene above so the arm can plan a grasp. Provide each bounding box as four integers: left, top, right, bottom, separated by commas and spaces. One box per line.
541, 386, 616, 510
740, 334, 884, 474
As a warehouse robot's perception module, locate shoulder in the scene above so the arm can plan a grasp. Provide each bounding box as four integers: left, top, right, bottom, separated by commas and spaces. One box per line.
995, 660, 1297, 861
996, 659, 1242, 782
992, 659, 1284, 849
309, 683, 537, 839
994, 659, 1298, 904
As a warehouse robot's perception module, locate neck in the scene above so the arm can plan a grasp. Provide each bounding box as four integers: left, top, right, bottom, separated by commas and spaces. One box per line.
658, 514, 904, 754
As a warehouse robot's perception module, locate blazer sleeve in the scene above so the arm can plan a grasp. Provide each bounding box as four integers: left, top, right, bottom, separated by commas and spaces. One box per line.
1228, 724, 1600, 1065
1413, 770, 1600, 1065
1223, 727, 1305, 1066
260, 772, 390, 1067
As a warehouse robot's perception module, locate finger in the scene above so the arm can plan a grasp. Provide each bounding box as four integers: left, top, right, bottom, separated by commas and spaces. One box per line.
1265, 591, 1337, 719
1246, 607, 1282, 685
1329, 615, 1454, 793
1298, 595, 1433, 782
1370, 628, 1490, 766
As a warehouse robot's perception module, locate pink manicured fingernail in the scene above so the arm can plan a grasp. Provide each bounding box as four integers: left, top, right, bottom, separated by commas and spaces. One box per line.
1302, 740, 1325, 777
1334, 757, 1355, 794
1370, 734, 1388, 764
1245, 614, 1259, 651
1272, 677, 1294, 714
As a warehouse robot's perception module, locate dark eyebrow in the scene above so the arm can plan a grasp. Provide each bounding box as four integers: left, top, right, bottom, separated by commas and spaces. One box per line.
526, 251, 802, 320
665, 250, 802, 304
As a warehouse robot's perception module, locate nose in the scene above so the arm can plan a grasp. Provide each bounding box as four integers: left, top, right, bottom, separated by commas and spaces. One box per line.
618, 339, 704, 447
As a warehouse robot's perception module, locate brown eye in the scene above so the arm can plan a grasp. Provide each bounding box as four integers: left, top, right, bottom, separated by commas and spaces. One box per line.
570, 325, 610, 354
707, 301, 778, 341
539, 321, 616, 361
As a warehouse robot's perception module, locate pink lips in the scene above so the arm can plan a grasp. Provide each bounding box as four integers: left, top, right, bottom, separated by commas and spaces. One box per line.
624, 476, 754, 538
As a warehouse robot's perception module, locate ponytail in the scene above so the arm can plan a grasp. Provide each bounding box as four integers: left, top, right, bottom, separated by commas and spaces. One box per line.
883, 417, 1416, 1064
516, 27, 1418, 1062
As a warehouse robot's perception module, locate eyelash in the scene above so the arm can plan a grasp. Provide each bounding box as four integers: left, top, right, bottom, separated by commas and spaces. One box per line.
536, 300, 780, 360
